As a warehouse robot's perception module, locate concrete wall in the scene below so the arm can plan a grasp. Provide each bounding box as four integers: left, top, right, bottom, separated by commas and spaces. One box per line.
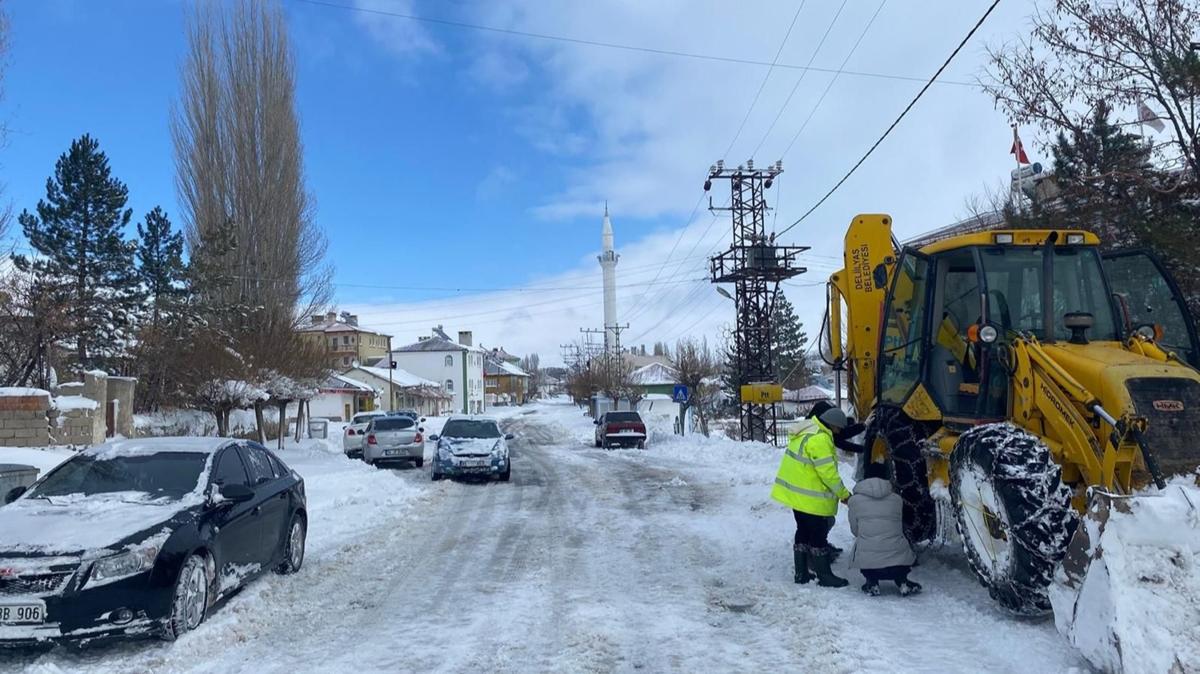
107, 376, 136, 437
82, 372, 108, 441
51, 403, 103, 447
0, 392, 50, 447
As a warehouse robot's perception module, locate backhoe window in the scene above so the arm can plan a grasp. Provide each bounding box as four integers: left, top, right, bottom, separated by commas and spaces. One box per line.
980, 246, 1117, 341
930, 251, 983, 416
879, 253, 930, 404
1104, 251, 1199, 365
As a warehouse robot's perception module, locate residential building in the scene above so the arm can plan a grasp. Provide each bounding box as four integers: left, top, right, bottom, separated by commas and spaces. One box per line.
340, 364, 453, 417
389, 326, 486, 414
629, 361, 679, 397
299, 311, 392, 370
309, 373, 376, 421
484, 357, 530, 406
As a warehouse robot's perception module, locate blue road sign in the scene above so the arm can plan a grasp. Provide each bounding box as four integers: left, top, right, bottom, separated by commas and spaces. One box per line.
672, 385, 689, 403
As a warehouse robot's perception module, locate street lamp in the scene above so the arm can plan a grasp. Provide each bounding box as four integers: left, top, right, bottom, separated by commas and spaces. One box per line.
716, 286, 735, 301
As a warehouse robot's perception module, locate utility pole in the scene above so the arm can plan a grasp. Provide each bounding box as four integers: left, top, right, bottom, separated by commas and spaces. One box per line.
705, 159, 807, 444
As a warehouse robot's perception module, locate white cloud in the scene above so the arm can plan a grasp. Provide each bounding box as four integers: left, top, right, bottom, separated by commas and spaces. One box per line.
467, 50, 529, 90
351, 0, 440, 58
475, 165, 517, 201
339, 1, 1043, 358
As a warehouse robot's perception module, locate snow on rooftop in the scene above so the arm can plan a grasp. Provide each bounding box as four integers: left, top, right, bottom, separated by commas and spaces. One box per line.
345, 365, 439, 389
630, 362, 679, 386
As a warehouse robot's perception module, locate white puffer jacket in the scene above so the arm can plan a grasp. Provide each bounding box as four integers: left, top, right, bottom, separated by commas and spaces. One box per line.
847, 477, 917, 570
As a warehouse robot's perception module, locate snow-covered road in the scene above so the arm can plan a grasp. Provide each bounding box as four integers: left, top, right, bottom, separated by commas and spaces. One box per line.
4, 400, 1091, 673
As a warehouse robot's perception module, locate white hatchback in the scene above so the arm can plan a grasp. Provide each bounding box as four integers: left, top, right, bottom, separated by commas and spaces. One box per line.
343, 411, 388, 458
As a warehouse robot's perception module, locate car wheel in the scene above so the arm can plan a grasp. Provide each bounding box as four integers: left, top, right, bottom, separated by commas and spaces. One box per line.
162, 554, 209, 641
275, 515, 307, 575
431, 468, 442, 481
594, 438, 602, 448
637, 440, 645, 450
415, 458, 424, 468
499, 465, 511, 482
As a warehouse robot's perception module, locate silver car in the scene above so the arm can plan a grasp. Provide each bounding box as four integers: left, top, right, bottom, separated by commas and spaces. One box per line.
343, 411, 388, 458
362, 415, 425, 467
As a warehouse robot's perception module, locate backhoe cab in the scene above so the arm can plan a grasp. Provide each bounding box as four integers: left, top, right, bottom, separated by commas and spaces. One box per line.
826, 214, 1200, 619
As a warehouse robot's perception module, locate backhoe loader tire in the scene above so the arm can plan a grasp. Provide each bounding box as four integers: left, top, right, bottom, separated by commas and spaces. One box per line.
864, 406, 936, 543
949, 423, 1078, 616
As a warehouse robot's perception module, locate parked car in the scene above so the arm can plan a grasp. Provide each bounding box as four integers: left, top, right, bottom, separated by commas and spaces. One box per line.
0, 437, 307, 646
362, 415, 424, 468
594, 411, 647, 449
343, 410, 388, 458
391, 409, 420, 422
430, 416, 512, 482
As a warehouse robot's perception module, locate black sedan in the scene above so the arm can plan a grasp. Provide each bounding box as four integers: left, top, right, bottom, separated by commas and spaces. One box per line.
0, 437, 307, 646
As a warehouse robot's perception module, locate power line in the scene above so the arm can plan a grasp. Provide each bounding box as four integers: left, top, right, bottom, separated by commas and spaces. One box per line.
722, 1, 807, 160
291, 0, 977, 87
780, 0, 888, 159
776, 0, 1003, 239
749, 0, 850, 159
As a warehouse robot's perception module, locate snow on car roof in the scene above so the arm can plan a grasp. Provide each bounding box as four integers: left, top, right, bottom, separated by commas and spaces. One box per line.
87, 437, 237, 459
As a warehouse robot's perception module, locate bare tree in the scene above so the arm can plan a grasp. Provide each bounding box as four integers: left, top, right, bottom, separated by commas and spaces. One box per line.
674, 338, 721, 436
173, 0, 332, 369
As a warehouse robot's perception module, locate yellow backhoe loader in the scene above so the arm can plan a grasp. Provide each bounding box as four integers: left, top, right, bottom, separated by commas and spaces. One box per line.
825, 215, 1199, 668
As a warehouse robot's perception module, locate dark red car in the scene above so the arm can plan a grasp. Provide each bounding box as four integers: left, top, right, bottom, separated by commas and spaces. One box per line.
593, 411, 647, 449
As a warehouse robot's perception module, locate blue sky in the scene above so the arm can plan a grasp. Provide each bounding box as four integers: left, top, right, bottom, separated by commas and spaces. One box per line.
3, 0, 1068, 362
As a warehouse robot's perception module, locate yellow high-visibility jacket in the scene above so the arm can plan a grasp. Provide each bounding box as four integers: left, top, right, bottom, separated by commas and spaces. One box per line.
770, 418, 850, 517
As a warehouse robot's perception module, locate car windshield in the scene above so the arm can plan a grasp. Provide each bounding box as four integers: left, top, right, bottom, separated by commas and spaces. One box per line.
441, 420, 501, 439
606, 412, 642, 422
352, 413, 381, 425
27, 452, 208, 500
372, 417, 414, 431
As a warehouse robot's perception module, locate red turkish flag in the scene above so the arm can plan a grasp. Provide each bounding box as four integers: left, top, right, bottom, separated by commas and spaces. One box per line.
1010, 126, 1030, 164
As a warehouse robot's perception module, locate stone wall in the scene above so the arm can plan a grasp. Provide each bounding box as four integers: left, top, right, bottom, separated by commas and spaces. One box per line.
0, 391, 50, 447
50, 400, 102, 447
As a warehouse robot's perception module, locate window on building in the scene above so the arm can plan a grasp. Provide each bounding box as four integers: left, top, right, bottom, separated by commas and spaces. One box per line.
445, 379, 454, 392
343, 356, 350, 366
330, 336, 338, 348
445, 355, 453, 367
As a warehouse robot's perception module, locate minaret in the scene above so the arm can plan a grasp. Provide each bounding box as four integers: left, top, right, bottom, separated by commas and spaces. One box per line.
599, 203, 619, 350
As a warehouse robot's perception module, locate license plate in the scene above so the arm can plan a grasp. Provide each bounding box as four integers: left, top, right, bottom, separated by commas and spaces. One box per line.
384, 449, 400, 456
460, 458, 488, 467
0, 603, 45, 625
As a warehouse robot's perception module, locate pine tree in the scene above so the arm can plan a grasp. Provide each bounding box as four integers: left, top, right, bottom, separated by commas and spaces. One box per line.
136, 206, 186, 329
771, 294, 809, 389
15, 134, 141, 371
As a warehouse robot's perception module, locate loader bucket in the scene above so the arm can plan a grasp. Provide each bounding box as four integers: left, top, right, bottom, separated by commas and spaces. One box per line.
1049, 486, 1200, 673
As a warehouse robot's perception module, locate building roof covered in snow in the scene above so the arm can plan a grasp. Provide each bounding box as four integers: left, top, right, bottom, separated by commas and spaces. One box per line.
319, 373, 375, 393
630, 362, 679, 386
484, 358, 530, 378
342, 365, 440, 390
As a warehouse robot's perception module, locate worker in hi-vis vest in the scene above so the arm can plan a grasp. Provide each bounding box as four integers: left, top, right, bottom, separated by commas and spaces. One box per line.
770, 406, 852, 587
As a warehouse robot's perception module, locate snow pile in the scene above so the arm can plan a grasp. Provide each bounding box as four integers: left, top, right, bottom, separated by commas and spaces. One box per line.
1050, 482, 1200, 673
135, 408, 276, 437
52, 395, 100, 411
0, 386, 50, 398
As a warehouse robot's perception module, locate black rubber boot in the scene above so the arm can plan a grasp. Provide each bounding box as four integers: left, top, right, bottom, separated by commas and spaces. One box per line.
898, 580, 923, 596
810, 548, 849, 588
793, 545, 813, 584
861, 581, 880, 596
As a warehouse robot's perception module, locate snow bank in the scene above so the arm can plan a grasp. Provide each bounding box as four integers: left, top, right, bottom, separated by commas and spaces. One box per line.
135, 408, 277, 438
0, 387, 50, 398
1051, 482, 1200, 673
52, 395, 100, 411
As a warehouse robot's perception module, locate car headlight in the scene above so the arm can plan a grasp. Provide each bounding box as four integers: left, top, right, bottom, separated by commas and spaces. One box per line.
89, 545, 159, 587
438, 442, 452, 459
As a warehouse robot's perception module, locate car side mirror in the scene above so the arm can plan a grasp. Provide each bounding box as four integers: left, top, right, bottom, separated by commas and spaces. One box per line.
594, 419, 601, 425
4, 485, 26, 504
429, 434, 440, 442
504, 433, 515, 441
418, 426, 425, 433
219, 483, 255, 504
420, 417, 427, 423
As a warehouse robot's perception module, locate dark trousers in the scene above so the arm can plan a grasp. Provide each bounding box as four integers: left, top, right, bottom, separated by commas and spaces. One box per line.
793, 510, 834, 549
861, 565, 912, 584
